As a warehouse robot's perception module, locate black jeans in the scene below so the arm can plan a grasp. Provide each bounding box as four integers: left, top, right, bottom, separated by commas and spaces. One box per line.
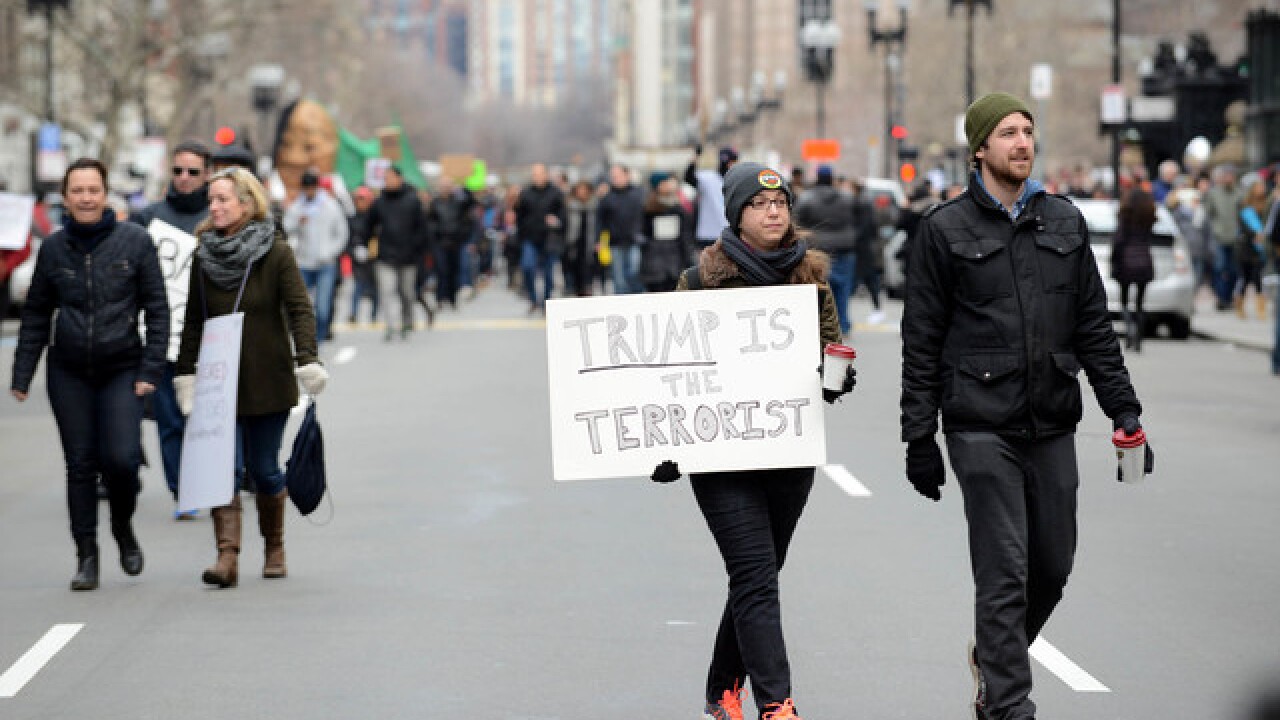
946, 432, 1079, 720
46, 361, 143, 544
691, 466, 814, 715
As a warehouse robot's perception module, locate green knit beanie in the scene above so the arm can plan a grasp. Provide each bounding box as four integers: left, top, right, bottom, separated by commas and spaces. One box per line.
964, 92, 1034, 158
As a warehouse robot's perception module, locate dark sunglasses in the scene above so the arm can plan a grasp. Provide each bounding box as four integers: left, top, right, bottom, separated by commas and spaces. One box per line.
172, 166, 204, 177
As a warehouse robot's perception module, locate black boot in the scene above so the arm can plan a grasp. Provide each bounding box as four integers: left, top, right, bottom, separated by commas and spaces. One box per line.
71, 538, 99, 591
112, 523, 144, 576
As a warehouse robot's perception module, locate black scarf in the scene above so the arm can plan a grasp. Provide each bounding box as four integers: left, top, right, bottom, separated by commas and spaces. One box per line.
197, 220, 275, 291
65, 208, 118, 253
718, 227, 808, 286
167, 183, 208, 214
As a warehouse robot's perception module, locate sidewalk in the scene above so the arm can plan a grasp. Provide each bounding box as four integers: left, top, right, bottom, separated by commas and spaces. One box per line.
1190, 287, 1275, 353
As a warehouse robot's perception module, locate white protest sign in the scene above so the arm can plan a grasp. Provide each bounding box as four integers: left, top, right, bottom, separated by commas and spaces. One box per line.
147, 219, 198, 362
546, 285, 827, 481
178, 313, 243, 512
0, 192, 35, 250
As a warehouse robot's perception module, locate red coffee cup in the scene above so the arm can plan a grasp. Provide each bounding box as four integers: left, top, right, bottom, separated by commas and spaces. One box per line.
823, 343, 856, 392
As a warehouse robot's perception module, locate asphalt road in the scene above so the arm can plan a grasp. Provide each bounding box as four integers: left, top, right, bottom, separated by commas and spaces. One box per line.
2, 283, 1279, 719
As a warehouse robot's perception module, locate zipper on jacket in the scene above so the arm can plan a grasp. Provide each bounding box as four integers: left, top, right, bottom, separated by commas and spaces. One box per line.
1006, 212, 1039, 440
85, 254, 93, 368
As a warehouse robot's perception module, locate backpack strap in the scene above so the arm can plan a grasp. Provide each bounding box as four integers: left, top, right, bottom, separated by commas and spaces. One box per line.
681, 263, 703, 290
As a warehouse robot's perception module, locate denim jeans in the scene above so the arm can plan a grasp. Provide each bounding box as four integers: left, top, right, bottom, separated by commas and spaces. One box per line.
152, 362, 185, 497
350, 265, 379, 322
520, 241, 559, 307
233, 412, 289, 496
610, 243, 643, 295
1213, 243, 1238, 308
690, 466, 815, 711
827, 250, 856, 335
46, 361, 142, 542
300, 263, 338, 342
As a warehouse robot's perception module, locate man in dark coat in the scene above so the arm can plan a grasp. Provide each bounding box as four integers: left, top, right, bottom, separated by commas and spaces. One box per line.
900, 92, 1150, 720
514, 163, 566, 312
425, 176, 476, 308
794, 164, 857, 335
364, 165, 426, 340
596, 164, 647, 294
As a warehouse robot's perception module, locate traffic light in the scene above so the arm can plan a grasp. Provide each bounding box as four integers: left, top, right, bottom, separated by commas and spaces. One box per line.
899, 162, 917, 183
891, 124, 909, 140
214, 126, 236, 146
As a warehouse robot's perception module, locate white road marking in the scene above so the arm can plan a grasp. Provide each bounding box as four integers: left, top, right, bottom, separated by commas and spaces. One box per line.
333, 346, 357, 365
822, 464, 872, 497
665, 621, 696, 626
1030, 637, 1111, 693
0, 623, 84, 698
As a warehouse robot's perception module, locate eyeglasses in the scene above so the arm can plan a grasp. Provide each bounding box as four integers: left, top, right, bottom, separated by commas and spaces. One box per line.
173, 166, 204, 177
746, 196, 789, 211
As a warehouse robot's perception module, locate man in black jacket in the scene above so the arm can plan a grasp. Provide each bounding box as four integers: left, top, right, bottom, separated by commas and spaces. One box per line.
425, 176, 476, 308
514, 163, 566, 313
794, 164, 856, 335
365, 166, 426, 341
596, 164, 646, 294
900, 92, 1149, 720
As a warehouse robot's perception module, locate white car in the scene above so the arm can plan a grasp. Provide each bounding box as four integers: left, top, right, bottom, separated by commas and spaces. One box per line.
858, 178, 908, 297
1069, 197, 1195, 339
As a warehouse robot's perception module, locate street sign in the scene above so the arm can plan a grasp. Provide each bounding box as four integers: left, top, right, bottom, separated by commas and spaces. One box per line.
801, 138, 840, 162
1100, 84, 1126, 125
37, 123, 59, 152
1030, 63, 1053, 100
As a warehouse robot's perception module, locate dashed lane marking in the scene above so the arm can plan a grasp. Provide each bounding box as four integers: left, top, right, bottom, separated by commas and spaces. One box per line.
331, 318, 546, 333
1030, 637, 1111, 693
822, 464, 872, 497
0, 623, 84, 698
333, 346, 357, 365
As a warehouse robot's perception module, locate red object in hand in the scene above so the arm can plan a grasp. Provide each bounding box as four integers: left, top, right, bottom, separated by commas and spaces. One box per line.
824, 343, 856, 359
1112, 428, 1147, 448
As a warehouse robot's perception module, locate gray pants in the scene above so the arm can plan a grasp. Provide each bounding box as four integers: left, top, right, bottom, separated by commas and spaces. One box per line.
946, 431, 1080, 720
376, 262, 417, 333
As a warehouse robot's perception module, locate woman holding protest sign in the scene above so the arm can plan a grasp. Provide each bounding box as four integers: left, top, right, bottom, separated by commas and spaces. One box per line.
175, 167, 326, 588
10, 158, 169, 591
654, 162, 854, 720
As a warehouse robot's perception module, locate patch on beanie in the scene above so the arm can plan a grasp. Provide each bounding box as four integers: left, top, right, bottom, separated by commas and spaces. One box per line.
757, 169, 783, 189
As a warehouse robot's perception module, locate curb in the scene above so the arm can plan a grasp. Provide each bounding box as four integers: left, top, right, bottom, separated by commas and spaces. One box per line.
1191, 327, 1272, 353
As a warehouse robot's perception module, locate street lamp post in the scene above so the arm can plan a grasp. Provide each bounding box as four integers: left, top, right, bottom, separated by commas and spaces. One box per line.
801, 20, 841, 139
248, 64, 285, 163
865, 0, 909, 178
27, 0, 69, 124
948, 0, 993, 108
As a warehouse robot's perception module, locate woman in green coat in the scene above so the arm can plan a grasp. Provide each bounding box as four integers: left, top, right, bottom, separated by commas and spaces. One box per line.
175, 167, 327, 588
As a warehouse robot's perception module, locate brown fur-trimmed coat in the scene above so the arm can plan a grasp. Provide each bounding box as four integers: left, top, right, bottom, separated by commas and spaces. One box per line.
676, 239, 843, 352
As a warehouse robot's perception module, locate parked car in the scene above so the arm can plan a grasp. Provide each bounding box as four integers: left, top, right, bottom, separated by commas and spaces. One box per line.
859, 178, 908, 297
1070, 197, 1195, 339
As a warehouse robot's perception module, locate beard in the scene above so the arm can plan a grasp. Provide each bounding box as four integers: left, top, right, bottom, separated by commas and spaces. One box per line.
986, 153, 1034, 187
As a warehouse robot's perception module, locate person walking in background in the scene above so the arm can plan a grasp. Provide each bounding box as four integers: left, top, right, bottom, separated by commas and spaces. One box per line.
284, 168, 348, 343
597, 164, 646, 294
514, 163, 566, 313
10, 158, 169, 591
901, 92, 1149, 720
655, 162, 851, 720
639, 174, 693, 293
346, 186, 379, 324
1236, 179, 1272, 320
128, 140, 212, 518
1205, 165, 1242, 311
1111, 188, 1157, 352
175, 167, 325, 588
364, 165, 427, 341
850, 178, 886, 325
563, 180, 599, 297
794, 164, 857, 335
685, 145, 738, 249
425, 175, 476, 309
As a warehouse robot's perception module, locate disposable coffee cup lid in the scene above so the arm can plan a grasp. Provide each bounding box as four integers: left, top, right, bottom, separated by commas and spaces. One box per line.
824, 343, 856, 359
1112, 428, 1146, 449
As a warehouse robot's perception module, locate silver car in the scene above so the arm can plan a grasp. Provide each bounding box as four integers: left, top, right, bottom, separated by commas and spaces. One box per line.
1070, 197, 1195, 339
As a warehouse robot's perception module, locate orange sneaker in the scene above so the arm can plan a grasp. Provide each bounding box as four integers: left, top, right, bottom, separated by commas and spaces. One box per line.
703, 682, 747, 720
761, 698, 801, 720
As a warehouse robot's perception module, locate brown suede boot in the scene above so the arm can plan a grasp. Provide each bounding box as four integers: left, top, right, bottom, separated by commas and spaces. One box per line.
1256, 294, 1268, 319
257, 490, 288, 578
202, 496, 241, 588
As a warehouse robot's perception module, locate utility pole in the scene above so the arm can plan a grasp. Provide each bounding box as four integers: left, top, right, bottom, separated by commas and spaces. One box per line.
1111, 0, 1121, 198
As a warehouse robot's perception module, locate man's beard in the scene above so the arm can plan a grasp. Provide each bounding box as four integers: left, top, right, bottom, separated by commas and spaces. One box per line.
988, 155, 1033, 186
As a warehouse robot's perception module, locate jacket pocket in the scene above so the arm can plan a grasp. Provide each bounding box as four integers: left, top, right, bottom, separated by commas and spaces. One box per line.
106, 259, 134, 302
943, 352, 1023, 428
52, 267, 84, 306
1034, 233, 1083, 293
1045, 351, 1084, 425
948, 236, 1013, 299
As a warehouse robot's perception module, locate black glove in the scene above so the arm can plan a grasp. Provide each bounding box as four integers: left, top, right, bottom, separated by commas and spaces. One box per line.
694, 143, 704, 156
906, 437, 945, 502
1114, 413, 1141, 436
821, 364, 858, 404
651, 460, 681, 484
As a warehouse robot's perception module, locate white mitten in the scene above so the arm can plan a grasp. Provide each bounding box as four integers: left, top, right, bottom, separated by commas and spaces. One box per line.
174, 374, 196, 416
295, 363, 329, 396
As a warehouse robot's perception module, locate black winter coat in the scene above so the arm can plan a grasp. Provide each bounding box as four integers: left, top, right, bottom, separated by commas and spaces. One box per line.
639, 202, 692, 289
129, 184, 209, 235
1110, 226, 1155, 285
900, 183, 1141, 442
515, 183, 566, 251
596, 185, 646, 248
12, 220, 169, 393
794, 184, 857, 253
427, 189, 477, 249
366, 187, 426, 266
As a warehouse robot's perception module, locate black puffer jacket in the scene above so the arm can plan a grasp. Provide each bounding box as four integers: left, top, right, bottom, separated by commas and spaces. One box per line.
365, 186, 426, 266
794, 184, 856, 253
12, 220, 169, 392
900, 181, 1140, 442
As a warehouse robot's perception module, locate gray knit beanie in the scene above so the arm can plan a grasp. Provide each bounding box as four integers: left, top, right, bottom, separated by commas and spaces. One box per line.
722, 162, 792, 231
964, 92, 1034, 158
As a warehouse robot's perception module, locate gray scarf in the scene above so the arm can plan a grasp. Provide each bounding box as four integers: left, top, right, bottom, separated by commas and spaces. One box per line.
718, 227, 808, 286
197, 220, 275, 290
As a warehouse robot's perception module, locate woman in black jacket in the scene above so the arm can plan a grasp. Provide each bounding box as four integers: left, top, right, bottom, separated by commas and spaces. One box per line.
10, 158, 169, 591
639, 175, 693, 292
1111, 188, 1156, 351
